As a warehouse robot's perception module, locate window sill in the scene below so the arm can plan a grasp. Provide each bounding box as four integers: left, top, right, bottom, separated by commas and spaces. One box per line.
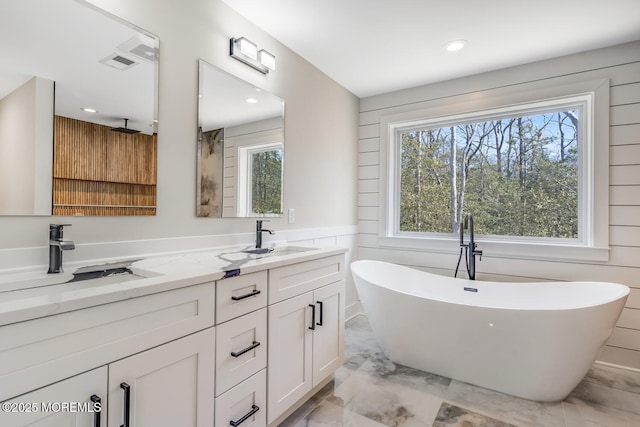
378, 235, 610, 263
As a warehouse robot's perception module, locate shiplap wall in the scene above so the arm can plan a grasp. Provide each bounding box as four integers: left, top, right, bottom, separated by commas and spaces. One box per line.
358, 41, 640, 369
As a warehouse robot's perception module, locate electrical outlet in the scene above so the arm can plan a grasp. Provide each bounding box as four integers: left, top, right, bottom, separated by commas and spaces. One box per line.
288, 208, 295, 224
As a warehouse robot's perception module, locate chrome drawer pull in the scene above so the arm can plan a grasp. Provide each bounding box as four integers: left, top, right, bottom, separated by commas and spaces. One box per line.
229, 404, 260, 426
231, 290, 261, 301
230, 341, 261, 358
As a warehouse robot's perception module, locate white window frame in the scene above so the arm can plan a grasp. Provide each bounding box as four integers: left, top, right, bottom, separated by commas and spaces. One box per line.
237, 142, 283, 217
378, 77, 610, 262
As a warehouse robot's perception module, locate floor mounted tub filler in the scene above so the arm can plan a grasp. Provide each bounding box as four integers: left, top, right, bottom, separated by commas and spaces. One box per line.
351, 260, 629, 402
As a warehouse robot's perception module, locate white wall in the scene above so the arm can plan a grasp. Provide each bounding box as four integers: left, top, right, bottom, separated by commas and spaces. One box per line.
0, 77, 53, 216
358, 41, 640, 369
0, 1, 359, 313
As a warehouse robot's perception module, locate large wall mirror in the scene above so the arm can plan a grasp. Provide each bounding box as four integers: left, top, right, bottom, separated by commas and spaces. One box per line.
197, 60, 284, 218
0, 0, 159, 216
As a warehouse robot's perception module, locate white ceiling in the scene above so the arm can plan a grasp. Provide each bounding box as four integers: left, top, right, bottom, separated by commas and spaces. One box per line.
0, 0, 157, 134
199, 61, 284, 131
221, 0, 640, 98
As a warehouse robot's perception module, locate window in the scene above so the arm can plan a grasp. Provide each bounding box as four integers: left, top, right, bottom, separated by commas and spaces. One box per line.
237, 142, 283, 216
395, 98, 585, 241
381, 83, 611, 261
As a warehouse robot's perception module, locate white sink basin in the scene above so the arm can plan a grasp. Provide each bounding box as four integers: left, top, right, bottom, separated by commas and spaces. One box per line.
0, 272, 74, 293
0, 259, 155, 293
243, 245, 316, 258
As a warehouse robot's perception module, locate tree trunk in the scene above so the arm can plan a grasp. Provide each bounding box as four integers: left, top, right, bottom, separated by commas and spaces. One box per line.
450, 127, 458, 232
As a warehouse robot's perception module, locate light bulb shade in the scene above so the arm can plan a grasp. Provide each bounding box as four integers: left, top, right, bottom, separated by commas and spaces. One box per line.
237, 37, 258, 60
259, 49, 276, 71
230, 37, 272, 74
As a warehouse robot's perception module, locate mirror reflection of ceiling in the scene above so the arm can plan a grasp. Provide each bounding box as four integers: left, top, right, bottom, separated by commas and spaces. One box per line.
199, 64, 283, 132
0, 0, 158, 135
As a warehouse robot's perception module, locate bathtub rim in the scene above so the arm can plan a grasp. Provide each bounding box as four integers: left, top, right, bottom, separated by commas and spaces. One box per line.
351, 259, 630, 312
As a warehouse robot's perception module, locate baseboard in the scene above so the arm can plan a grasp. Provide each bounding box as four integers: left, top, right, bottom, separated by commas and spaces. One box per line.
594, 360, 640, 374
345, 301, 364, 321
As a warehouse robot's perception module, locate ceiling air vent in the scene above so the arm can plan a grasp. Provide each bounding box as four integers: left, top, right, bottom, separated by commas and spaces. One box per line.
99, 53, 138, 70
118, 35, 159, 63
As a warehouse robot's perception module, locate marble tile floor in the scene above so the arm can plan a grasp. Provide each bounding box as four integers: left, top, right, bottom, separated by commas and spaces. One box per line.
279, 315, 640, 427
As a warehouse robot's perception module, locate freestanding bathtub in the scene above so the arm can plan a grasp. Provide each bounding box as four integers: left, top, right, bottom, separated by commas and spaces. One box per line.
351, 260, 629, 402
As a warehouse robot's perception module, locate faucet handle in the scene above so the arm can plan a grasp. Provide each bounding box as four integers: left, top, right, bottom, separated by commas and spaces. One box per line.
49, 224, 72, 240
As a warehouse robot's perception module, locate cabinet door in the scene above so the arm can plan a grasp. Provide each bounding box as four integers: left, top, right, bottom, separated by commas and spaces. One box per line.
108, 328, 215, 427
267, 292, 313, 424
0, 367, 107, 427
312, 280, 345, 387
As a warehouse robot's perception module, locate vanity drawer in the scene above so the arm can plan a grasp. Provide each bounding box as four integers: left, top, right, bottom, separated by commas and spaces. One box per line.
216, 271, 267, 324
216, 308, 267, 396
215, 369, 266, 427
0, 282, 215, 402
268, 255, 345, 304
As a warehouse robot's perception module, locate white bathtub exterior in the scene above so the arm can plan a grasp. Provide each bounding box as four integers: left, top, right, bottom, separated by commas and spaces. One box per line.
351, 260, 630, 402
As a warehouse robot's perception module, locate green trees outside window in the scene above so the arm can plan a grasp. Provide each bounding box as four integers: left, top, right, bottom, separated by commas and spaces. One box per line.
398, 109, 579, 239
251, 148, 282, 215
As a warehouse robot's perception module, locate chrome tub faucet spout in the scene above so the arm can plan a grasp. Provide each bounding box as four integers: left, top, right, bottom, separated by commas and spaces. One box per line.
48, 224, 75, 274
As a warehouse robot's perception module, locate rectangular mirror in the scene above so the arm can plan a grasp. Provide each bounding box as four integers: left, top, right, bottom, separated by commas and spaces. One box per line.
0, 0, 159, 216
197, 60, 284, 217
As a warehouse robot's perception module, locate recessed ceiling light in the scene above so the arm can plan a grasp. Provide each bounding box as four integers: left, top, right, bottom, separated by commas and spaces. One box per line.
245, 98, 258, 104
443, 40, 467, 52
81, 107, 98, 113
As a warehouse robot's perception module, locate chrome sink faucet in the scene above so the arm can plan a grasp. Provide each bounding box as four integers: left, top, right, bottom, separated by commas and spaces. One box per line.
48, 224, 75, 274
255, 220, 274, 249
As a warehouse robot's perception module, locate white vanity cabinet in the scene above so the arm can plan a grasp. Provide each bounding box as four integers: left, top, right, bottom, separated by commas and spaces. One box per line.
107, 328, 215, 427
0, 329, 215, 427
0, 248, 347, 427
0, 283, 216, 427
0, 366, 107, 427
214, 271, 268, 427
266, 255, 345, 425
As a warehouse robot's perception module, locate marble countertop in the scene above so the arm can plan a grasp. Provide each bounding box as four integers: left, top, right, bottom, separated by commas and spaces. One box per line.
0, 244, 346, 326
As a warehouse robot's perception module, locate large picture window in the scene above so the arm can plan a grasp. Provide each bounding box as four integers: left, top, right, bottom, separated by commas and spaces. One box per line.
389, 95, 593, 244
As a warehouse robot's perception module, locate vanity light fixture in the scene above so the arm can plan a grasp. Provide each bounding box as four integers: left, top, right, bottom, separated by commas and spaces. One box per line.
230, 37, 276, 74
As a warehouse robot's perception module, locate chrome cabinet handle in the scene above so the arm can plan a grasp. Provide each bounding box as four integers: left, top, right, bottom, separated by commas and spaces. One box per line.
229, 404, 260, 426
230, 341, 261, 358
231, 290, 261, 301
120, 382, 130, 427
308, 304, 316, 330
90, 395, 101, 427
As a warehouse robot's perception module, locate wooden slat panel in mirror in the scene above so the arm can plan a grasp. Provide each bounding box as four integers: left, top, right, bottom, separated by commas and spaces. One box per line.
54, 116, 157, 184
53, 116, 157, 216
53, 179, 156, 216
